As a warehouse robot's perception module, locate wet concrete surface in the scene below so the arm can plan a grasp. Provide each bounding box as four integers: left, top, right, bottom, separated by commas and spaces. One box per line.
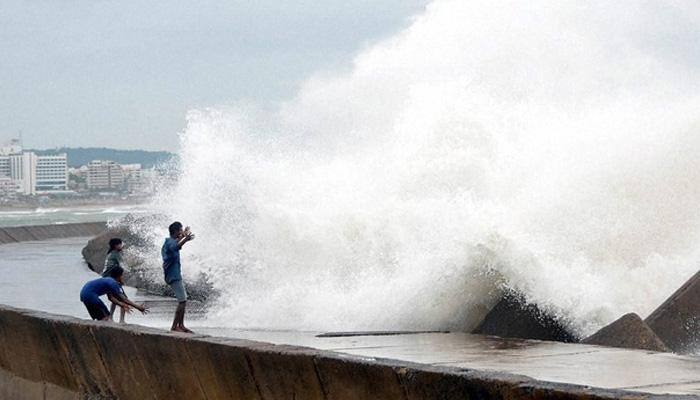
194, 328, 700, 396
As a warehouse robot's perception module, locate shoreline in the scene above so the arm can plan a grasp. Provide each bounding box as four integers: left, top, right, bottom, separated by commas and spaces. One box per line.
0, 199, 150, 212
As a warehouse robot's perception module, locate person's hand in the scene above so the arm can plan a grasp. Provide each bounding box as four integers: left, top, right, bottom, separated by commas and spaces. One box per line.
187, 232, 195, 241
139, 304, 150, 314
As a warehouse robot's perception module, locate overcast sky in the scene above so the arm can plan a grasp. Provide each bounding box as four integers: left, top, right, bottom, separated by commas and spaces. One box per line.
0, 1, 427, 151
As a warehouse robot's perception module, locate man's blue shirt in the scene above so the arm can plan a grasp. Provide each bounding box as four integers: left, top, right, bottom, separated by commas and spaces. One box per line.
162, 237, 182, 284
80, 277, 122, 305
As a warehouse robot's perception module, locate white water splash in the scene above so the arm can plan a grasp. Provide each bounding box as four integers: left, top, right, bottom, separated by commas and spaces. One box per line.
143, 0, 700, 335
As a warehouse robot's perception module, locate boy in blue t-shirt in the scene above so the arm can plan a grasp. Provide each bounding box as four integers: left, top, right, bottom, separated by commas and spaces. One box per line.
162, 221, 195, 333
80, 266, 148, 321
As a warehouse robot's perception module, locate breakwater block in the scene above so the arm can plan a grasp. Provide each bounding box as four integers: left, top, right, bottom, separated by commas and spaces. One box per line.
583, 313, 669, 352
247, 344, 326, 399
3, 303, 686, 399
315, 354, 406, 400
645, 270, 700, 354
3, 226, 39, 242
182, 336, 262, 399
0, 222, 107, 245
0, 309, 81, 394
472, 291, 579, 343
0, 229, 14, 244
52, 320, 118, 397
91, 324, 210, 399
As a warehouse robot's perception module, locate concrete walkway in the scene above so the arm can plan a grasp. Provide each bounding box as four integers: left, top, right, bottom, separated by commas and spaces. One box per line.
198, 329, 700, 396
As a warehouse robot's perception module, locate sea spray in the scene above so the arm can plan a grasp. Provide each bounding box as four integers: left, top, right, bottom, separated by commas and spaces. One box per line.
139, 0, 700, 334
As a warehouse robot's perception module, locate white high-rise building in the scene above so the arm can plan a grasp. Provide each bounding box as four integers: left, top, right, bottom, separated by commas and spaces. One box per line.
0, 147, 68, 195
9, 152, 37, 195
36, 154, 68, 192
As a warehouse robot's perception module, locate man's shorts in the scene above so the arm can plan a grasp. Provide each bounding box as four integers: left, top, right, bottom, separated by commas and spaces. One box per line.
169, 280, 188, 302
83, 301, 110, 320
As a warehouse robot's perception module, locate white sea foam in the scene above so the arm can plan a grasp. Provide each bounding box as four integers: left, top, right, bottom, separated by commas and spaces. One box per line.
141, 0, 700, 334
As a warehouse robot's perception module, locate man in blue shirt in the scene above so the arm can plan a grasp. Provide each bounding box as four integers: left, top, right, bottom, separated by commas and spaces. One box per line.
80, 266, 148, 320
162, 221, 195, 333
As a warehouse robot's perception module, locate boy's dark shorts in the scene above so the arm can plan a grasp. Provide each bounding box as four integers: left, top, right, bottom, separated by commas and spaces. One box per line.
83, 301, 110, 320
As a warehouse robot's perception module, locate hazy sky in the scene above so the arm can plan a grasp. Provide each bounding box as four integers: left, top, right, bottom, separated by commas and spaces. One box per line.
0, 1, 427, 151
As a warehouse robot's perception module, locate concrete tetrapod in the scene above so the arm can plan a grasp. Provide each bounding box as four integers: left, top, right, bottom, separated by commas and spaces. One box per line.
0, 222, 107, 245
645, 270, 700, 354
583, 313, 669, 352
472, 291, 580, 343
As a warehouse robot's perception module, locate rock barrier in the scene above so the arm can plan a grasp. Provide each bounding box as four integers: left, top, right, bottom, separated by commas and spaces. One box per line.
0, 304, 657, 400
583, 313, 669, 352
646, 270, 700, 354
472, 291, 580, 343
0, 222, 106, 245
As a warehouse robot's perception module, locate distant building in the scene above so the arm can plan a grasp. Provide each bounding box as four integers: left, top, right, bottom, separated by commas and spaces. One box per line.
9, 152, 37, 195
35, 154, 68, 192
69, 165, 89, 180
0, 139, 23, 156
87, 160, 124, 190
0, 156, 9, 177
0, 140, 69, 195
0, 176, 18, 197
67, 165, 88, 191
122, 163, 153, 194
0, 154, 69, 195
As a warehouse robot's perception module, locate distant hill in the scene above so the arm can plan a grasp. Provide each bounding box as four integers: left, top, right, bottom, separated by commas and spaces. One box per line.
30, 147, 176, 168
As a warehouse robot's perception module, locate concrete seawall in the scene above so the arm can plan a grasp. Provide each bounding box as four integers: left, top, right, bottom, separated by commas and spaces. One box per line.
0, 222, 106, 245
0, 305, 672, 400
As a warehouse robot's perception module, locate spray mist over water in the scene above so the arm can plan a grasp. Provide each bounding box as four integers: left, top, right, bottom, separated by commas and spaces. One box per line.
147, 1, 700, 334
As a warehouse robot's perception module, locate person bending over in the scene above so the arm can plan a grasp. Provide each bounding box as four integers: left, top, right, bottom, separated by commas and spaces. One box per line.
80, 266, 148, 321
162, 221, 195, 333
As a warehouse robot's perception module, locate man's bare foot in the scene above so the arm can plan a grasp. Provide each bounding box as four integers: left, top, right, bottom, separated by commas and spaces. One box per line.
181, 326, 194, 334
171, 326, 188, 333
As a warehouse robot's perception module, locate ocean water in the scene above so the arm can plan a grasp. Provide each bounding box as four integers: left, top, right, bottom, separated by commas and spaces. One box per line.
120, 1, 700, 336
0, 204, 148, 227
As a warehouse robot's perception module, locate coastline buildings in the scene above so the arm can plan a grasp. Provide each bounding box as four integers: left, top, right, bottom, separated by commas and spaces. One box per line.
0, 176, 18, 198
36, 154, 68, 192
86, 160, 152, 195
0, 139, 160, 200
122, 163, 149, 194
0, 143, 67, 195
87, 160, 124, 190
9, 152, 38, 195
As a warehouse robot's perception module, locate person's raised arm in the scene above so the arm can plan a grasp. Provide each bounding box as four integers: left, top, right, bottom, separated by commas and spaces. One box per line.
176, 227, 195, 249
